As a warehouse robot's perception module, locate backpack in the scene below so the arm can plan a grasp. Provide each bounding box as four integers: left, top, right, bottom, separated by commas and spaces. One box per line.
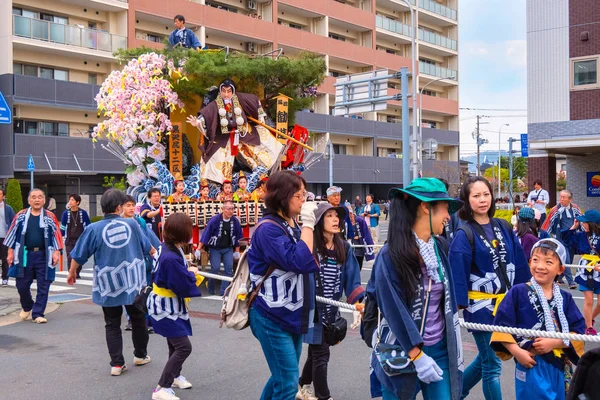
568, 347, 600, 400
360, 237, 449, 348
457, 218, 512, 253
219, 219, 285, 330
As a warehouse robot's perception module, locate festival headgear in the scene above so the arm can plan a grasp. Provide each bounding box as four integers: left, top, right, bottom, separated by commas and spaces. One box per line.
238, 171, 247, 181
219, 79, 236, 94
518, 207, 535, 221
531, 238, 568, 266
577, 209, 600, 224
223, 179, 232, 185
314, 202, 347, 226
173, 172, 184, 182
388, 177, 463, 215
326, 186, 343, 197
200, 179, 209, 188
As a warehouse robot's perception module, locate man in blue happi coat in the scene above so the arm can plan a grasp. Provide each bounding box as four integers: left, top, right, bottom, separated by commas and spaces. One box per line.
67, 189, 156, 376
168, 15, 202, 50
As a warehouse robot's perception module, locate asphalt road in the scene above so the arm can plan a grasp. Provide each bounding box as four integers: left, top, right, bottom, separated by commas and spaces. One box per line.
0, 219, 597, 400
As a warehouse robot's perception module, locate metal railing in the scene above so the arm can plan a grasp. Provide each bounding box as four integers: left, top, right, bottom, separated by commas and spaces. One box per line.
419, 61, 456, 79
419, 0, 457, 21
13, 15, 127, 53
418, 27, 457, 51
375, 15, 412, 37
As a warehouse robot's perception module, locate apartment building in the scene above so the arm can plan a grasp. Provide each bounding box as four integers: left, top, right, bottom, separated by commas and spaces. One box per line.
0, 0, 459, 213
527, 0, 600, 210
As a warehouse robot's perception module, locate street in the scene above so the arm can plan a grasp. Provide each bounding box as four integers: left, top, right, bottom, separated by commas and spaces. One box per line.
0, 219, 597, 400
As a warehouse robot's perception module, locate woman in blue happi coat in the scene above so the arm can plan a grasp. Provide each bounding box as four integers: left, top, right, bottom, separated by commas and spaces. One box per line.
563, 209, 600, 335
367, 177, 464, 400
297, 203, 365, 400
449, 176, 530, 400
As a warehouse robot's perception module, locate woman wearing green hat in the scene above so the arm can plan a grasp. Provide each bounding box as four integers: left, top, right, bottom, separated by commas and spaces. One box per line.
365, 177, 464, 400
449, 176, 530, 400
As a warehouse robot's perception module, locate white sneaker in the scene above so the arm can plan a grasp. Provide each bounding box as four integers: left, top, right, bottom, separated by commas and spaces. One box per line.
134, 355, 152, 366
172, 375, 192, 389
152, 387, 180, 400
296, 384, 316, 400
110, 365, 127, 376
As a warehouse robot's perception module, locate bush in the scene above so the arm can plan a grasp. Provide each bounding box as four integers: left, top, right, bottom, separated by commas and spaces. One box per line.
494, 210, 513, 224
91, 216, 103, 223
5, 179, 23, 212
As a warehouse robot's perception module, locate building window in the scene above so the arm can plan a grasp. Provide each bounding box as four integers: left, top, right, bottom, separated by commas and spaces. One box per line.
13, 63, 68, 81
23, 64, 38, 77
574, 59, 597, 86
422, 89, 436, 97
386, 115, 401, 124
422, 120, 437, 128
14, 120, 69, 136
147, 34, 162, 43
571, 57, 600, 89
88, 73, 98, 85
328, 33, 346, 42
333, 144, 347, 155
420, 58, 436, 65
289, 23, 303, 30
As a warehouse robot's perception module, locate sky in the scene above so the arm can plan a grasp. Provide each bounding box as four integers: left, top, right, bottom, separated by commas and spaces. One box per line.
458, 0, 527, 156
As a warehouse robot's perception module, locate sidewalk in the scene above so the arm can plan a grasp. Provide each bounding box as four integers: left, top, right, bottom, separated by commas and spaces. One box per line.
0, 286, 59, 327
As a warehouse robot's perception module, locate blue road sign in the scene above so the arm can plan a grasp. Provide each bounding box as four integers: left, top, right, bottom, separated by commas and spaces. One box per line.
520, 133, 528, 157
27, 154, 35, 172
0, 92, 11, 125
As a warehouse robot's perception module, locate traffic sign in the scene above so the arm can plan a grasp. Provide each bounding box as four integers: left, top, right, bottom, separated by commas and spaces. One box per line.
0, 92, 11, 125
520, 133, 528, 157
27, 154, 35, 172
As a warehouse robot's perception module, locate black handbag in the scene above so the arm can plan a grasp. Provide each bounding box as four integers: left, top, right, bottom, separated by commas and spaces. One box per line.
133, 285, 152, 314
324, 316, 348, 346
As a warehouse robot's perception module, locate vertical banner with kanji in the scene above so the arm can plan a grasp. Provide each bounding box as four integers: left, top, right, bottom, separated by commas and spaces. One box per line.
274, 93, 293, 145
169, 123, 183, 176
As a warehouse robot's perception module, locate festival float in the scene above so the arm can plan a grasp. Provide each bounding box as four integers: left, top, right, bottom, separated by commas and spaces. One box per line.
92, 47, 327, 239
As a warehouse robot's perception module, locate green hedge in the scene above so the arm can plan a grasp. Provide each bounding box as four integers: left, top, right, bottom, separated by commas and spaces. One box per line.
494, 210, 513, 223
5, 179, 23, 212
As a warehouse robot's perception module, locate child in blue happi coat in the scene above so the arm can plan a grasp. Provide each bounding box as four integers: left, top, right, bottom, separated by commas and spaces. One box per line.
148, 213, 203, 400
491, 238, 586, 400
563, 209, 600, 335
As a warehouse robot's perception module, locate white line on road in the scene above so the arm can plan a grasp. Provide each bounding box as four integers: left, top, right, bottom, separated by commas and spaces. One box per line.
56, 271, 94, 278
54, 277, 93, 286
5, 281, 74, 292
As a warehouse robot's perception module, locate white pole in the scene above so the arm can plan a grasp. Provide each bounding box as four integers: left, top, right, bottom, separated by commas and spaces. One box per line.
498, 123, 509, 198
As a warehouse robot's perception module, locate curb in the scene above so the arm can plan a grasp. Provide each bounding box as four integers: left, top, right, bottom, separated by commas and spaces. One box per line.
0, 302, 60, 327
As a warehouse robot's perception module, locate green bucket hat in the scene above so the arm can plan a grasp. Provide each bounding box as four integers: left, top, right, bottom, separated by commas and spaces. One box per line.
388, 177, 463, 214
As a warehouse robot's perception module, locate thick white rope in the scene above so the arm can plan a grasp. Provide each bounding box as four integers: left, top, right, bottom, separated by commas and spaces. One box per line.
196, 270, 600, 342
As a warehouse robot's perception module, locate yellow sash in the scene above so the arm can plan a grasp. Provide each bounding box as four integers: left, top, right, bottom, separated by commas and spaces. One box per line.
152, 274, 204, 305
468, 291, 506, 316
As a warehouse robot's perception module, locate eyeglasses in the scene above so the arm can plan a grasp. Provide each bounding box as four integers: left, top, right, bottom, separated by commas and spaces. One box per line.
293, 191, 308, 201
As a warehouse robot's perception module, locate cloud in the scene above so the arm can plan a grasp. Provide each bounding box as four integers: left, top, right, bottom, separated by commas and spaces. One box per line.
504, 40, 527, 67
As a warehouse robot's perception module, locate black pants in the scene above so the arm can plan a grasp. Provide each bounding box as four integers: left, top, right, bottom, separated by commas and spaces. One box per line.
0, 241, 8, 280
66, 243, 81, 277
102, 305, 149, 367
299, 338, 331, 400
539, 213, 547, 228
158, 336, 192, 388
356, 255, 364, 271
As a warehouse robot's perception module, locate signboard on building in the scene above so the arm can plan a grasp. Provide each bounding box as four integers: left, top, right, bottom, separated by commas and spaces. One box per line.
520, 134, 528, 157
587, 172, 600, 197
169, 123, 183, 176
0, 92, 11, 125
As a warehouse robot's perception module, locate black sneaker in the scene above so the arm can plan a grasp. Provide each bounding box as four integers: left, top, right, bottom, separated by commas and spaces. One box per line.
148, 327, 155, 334
569, 283, 577, 289
125, 321, 132, 331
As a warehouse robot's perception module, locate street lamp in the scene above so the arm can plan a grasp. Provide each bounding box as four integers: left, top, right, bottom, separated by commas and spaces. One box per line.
397, 0, 419, 181
498, 123, 509, 197
419, 75, 456, 173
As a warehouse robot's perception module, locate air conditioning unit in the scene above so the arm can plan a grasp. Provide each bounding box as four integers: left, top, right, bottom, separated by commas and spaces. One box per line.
246, 42, 257, 52
247, 0, 257, 10
135, 32, 148, 40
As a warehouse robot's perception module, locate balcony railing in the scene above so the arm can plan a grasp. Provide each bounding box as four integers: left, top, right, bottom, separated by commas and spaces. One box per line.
376, 15, 412, 37
419, 0, 457, 21
13, 15, 126, 53
418, 28, 457, 51
419, 61, 456, 79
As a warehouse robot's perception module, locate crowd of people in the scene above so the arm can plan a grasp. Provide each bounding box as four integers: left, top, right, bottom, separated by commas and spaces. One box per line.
1, 172, 599, 400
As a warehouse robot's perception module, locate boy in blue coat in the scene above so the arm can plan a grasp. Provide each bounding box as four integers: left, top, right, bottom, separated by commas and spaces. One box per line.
491, 239, 586, 400
168, 15, 202, 50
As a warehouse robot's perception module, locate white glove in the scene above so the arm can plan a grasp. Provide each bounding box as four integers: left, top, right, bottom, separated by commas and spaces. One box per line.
351, 310, 362, 330
413, 352, 443, 384
300, 202, 318, 230
194, 249, 201, 260
233, 251, 241, 261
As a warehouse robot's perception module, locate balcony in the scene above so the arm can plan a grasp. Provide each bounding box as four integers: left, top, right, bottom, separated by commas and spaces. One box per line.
376, 15, 413, 45
54, 0, 128, 11
12, 15, 126, 61
418, 28, 457, 55
418, 0, 457, 25
419, 61, 457, 80
11, 75, 100, 111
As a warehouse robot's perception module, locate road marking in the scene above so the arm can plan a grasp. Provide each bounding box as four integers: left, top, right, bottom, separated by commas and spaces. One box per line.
54, 277, 93, 286
56, 271, 94, 278
5, 281, 74, 292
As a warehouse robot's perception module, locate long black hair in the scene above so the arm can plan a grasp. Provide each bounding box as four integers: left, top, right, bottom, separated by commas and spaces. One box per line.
586, 222, 600, 237
387, 194, 423, 301
458, 176, 496, 221
517, 218, 538, 238
313, 210, 346, 265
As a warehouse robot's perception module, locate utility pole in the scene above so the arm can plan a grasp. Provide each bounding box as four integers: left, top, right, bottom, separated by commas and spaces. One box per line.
473, 115, 489, 176
508, 137, 518, 209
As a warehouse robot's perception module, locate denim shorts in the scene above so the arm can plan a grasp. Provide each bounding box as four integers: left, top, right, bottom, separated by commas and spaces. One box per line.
578, 284, 600, 295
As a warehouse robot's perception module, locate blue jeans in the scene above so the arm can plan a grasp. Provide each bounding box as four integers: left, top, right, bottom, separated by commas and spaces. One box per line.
249, 307, 302, 400
380, 337, 451, 400
208, 247, 233, 295
462, 331, 502, 400
15, 251, 51, 319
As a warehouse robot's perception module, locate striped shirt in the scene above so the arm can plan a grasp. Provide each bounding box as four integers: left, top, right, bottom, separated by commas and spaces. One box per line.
421, 264, 445, 346
318, 249, 342, 322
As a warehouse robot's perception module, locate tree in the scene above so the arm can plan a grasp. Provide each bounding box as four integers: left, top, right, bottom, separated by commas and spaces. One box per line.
499, 156, 528, 179
5, 178, 23, 212
483, 166, 519, 191
557, 171, 567, 191
102, 176, 126, 191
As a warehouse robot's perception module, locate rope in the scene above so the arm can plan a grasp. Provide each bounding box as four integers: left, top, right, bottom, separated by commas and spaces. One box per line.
564, 264, 600, 270
195, 272, 600, 342
350, 244, 384, 248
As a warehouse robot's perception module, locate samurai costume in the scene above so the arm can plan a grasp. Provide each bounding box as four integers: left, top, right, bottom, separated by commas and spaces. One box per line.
491, 282, 586, 400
